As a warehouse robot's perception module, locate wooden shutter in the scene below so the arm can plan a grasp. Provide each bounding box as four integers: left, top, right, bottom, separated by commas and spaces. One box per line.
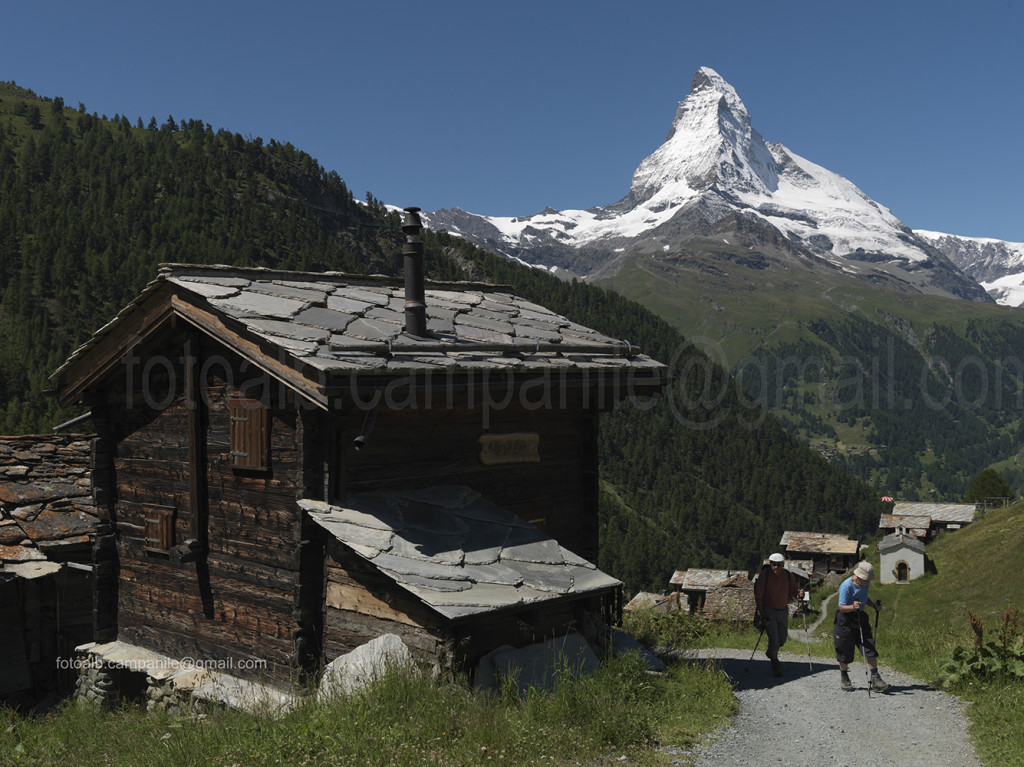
229, 397, 269, 470
144, 506, 175, 553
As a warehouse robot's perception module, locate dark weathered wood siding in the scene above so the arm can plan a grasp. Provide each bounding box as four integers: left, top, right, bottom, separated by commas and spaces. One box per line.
96, 332, 313, 684
323, 541, 448, 664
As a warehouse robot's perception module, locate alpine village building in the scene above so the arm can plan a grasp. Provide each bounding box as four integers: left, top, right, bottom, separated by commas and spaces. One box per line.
49, 210, 666, 698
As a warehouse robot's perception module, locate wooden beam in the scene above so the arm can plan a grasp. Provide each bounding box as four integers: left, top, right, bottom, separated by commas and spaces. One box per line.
186, 333, 208, 546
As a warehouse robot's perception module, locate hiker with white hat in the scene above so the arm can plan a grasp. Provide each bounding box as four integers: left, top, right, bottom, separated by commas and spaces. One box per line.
753, 553, 804, 677
834, 561, 890, 692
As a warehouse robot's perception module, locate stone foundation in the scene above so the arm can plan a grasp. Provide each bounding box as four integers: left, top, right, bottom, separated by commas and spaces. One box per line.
74, 664, 116, 707
74, 640, 296, 715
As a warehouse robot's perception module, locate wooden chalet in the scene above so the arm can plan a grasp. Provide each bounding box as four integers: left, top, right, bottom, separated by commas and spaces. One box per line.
779, 531, 859, 578
50, 219, 665, 693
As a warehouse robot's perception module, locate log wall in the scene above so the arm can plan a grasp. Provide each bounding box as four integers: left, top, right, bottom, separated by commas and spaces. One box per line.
97, 332, 312, 684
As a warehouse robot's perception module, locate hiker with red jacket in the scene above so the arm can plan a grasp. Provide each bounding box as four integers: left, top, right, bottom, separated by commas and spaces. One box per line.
754, 552, 804, 677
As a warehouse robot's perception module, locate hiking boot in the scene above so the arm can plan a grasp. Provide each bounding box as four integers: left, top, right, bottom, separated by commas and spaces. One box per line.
840, 674, 854, 691
870, 674, 890, 692
771, 658, 782, 677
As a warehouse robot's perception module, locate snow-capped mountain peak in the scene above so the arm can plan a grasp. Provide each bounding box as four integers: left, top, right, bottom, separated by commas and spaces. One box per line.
629, 66, 778, 206
424, 67, 992, 303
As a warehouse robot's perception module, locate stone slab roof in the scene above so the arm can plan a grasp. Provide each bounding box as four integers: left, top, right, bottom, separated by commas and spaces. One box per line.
879, 533, 926, 553
624, 592, 677, 613
300, 485, 620, 621
878, 513, 932, 531
891, 502, 977, 525
780, 531, 859, 555
52, 264, 665, 399
0, 435, 98, 567
669, 568, 749, 590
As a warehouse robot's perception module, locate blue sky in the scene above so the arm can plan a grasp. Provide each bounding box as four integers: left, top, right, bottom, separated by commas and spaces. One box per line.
4, 0, 1022, 241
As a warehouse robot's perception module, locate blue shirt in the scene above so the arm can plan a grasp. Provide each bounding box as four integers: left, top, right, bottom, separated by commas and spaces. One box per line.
838, 576, 869, 612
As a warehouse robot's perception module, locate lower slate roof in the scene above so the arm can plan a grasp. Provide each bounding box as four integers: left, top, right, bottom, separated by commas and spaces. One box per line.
1, 435, 98, 565
624, 591, 679, 613
299, 485, 621, 620
878, 513, 932, 531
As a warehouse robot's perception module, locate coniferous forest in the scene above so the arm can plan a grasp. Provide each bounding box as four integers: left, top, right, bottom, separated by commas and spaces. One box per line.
0, 81, 884, 593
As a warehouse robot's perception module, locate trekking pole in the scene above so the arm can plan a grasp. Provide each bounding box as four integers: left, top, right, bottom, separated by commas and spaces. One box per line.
745, 622, 765, 672
856, 614, 872, 699
800, 594, 812, 671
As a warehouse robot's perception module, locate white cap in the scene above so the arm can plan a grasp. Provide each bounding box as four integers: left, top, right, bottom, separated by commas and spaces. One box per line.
768, 553, 785, 563
853, 561, 874, 581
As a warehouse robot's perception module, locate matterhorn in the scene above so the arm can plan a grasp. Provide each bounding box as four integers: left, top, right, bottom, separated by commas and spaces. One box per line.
425, 67, 991, 303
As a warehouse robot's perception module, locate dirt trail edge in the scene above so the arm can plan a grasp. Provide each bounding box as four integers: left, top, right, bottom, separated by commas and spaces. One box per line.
671, 648, 982, 767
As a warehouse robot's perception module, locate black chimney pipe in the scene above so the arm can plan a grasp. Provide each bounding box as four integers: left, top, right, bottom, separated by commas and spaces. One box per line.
402, 206, 428, 338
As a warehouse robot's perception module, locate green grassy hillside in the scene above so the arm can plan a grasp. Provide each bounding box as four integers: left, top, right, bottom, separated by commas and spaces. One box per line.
600, 236, 1024, 500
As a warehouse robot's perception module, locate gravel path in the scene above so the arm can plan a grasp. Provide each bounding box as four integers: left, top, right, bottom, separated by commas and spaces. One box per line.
667, 648, 983, 767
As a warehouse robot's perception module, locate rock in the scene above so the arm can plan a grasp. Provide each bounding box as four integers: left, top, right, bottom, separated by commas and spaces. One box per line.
319, 634, 412, 698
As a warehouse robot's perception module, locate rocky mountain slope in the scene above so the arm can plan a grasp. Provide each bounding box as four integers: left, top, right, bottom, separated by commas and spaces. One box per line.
915, 229, 1024, 306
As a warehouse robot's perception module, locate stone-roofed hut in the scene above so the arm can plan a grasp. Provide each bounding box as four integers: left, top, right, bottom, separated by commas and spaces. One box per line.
50, 244, 665, 695
669, 568, 750, 617
700, 573, 756, 622
1, 434, 99, 705
780, 531, 859, 578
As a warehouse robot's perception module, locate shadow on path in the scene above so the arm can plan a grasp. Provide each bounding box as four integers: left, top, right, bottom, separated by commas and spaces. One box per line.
686, 648, 934, 697
691, 653, 835, 692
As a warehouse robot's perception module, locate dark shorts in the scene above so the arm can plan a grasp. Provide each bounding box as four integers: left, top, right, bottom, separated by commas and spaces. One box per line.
833, 610, 877, 664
